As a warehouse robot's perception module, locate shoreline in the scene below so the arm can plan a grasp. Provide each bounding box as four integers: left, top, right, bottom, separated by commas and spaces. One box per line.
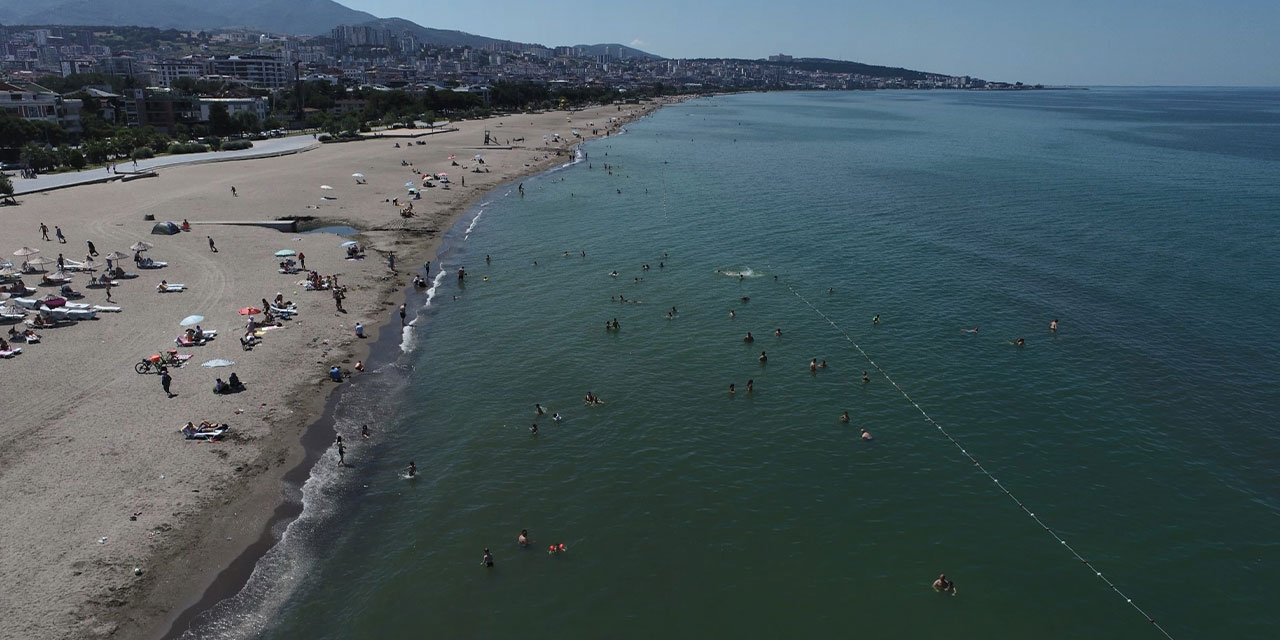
112, 99, 679, 640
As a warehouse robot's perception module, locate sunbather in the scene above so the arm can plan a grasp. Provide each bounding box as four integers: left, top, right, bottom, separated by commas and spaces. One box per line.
228, 372, 245, 391
157, 280, 169, 293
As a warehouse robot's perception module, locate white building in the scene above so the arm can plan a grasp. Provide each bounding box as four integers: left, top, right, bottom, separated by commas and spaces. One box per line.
198, 96, 270, 123
203, 55, 291, 88
152, 59, 205, 87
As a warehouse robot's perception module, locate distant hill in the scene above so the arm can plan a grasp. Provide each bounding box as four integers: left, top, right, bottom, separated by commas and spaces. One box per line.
0, 0, 663, 59
571, 43, 661, 60
0, 0, 377, 35
768, 57, 938, 81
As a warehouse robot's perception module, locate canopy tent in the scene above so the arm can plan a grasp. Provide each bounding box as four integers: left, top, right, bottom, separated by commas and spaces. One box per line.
150, 221, 180, 235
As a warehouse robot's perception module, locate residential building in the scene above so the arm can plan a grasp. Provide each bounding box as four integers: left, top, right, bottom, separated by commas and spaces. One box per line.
198, 96, 269, 123
204, 55, 290, 88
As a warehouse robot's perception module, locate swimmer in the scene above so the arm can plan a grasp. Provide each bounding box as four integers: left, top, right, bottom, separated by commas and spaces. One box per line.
729, 309, 735, 318
774, 328, 782, 337
1050, 318, 1058, 332
741, 296, 749, 303
1016, 337, 1025, 347
746, 379, 754, 393
828, 287, 834, 293
819, 360, 827, 369
933, 574, 956, 596
810, 358, 818, 372
361, 424, 370, 439
729, 383, 736, 394
611, 270, 618, 277
666, 311, 672, 319
407, 461, 417, 477
485, 254, 491, 264
531, 423, 538, 435
671, 307, 677, 314
354, 361, 364, 372
964, 327, 979, 334
552, 413, 563, 422
759, 351, 767, 363
744, 332, 754, 343
482, 548, 494, 568
840, 411, 850, 423
519, 529, 530, 547
536, 403, 545, 415
861, 428, 872, 440
862, 371, 870, 384
873, 315, 880, 325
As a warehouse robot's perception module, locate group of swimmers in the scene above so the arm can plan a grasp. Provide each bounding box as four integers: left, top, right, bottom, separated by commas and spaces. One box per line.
484, 530, 568, 568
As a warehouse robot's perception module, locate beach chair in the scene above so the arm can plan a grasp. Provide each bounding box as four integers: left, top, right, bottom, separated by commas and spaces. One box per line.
138, 259, 168, 269
269, 305, 297, 318
181, 424, 228, 440
0, 346, 21, 358
156, 283, 186, 293
91, 305, 122, 313
174, 335, 205, 347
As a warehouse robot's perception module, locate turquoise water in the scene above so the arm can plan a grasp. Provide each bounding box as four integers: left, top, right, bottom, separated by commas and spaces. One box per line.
187, 89, 1280, 639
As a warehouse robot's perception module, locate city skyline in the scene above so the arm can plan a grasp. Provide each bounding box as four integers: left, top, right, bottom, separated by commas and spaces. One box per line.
351, 0, 1280, 86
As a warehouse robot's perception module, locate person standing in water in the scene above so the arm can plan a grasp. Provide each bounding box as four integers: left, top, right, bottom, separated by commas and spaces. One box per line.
519, 529, 530, 547
399, 304, 407, 325
482, 548, 494, 568
531, 423, 539, 436
407, 461, 417, 477
933, 574, 956, 595
1050, 318, 1058, 332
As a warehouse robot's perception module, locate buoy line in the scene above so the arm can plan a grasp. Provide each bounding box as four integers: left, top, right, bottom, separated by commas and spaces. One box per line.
785, 284, 1175, 640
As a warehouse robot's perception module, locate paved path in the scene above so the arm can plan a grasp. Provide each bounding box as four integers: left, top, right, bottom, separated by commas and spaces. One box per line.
12, 136, 320, 195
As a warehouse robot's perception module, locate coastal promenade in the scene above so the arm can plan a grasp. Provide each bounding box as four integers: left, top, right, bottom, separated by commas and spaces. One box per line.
11, 136, 321, 195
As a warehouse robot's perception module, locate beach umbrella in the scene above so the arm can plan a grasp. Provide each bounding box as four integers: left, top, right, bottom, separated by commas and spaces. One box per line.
404, 181, 415, 188
25, 256, 55, 268
50, 270, 73, 280
79, 258, 101, 271
103, 251, 130, 261
238, 306, 262, 315
13, 246, 39, 257
351, 173, 364, 179
340, 240, 358, 247
274, 249, 297, 257
1, 300, 25, 315
474, 154, 483, 160
0, 265, 16, 277
320, 185, 334, 190
180, 314, 205, 327
201, 358, 236, 368
129, 241, 154, 252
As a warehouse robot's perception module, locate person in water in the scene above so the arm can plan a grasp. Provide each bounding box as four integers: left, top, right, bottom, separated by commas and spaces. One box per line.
1050, 318, 1058, 332
862, 371, 870, 384
729, 383, 736, 394
482, 548, 494, 568
729, 309, 735, 318
535, 403, 545, 415
933, 574, 956, 595
775, 328, 782, 337
861, 428, 872, 441
840, 411, 850, 423
759, 351, 767, 363
744, 332, 754, 343
873, 315, 880, 325
810, 358, 818, 373
531, 423, 538, 436
519, 529, 529, 547
552, 412, 563, 422
407, 461, 417, 477
819, 360, 827, 369
1016, 337, 1026, 347
746, 379, 754, 393
361, 424, 370, 439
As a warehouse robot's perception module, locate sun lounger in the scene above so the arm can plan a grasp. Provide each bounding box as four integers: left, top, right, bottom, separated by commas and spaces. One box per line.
269, 305, 297, 317
156, 283, 186, 293
51, 307, 97, 321
40, 275, 73, 286
90, 305, 122, 313
174, 335, 205, 347
1, 287, 35, 296
11, 297, 39, 309
0, 347, 21, 358
0, 312, 25, 323
181, 424, 228, 440
138, 260, 168, 269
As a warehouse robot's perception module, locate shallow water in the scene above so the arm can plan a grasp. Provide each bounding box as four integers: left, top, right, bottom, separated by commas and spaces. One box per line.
188, 88, 1280, 639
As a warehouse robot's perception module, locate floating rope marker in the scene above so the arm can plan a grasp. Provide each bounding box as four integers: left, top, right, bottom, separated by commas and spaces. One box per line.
784, 284, 1176, 640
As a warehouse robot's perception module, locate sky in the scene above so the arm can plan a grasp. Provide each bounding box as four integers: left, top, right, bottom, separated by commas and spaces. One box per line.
347, 0, 1280, 86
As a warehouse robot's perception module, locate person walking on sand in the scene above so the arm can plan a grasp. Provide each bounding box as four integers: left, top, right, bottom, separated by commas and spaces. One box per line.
40, 222, 50, 241
55, 226, 65, 244
86, 240, 98, 257
208, 236, 217, 252
298, 252, 306, 270
399, 303, 407, 325
231, 186, 237, 197
104, 280, 114, 303
161, 370, 174, 398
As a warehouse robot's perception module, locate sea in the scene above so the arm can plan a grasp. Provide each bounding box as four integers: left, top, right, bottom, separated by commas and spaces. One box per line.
179, 88, 1280, 640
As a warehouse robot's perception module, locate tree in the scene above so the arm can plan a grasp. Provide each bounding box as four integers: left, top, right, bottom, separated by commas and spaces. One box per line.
84, 141, 111, 164
0, 173, 14, 203
208, 103, 235, 137
232, 111, 261, 134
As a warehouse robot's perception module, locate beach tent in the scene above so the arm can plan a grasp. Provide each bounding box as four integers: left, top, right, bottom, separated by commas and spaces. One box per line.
151, 221, 180, 235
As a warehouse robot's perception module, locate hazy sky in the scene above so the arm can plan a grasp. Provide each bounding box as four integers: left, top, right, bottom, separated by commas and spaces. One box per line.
347, 0, 1279, 86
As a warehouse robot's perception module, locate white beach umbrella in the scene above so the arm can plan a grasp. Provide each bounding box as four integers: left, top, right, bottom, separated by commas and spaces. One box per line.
180, 314, 205, 327
0, 265, 17, 277
129, 241, 154, 252
351, 173, 364, 178
340, 241, 358, 247
103, 251, 130, 261
25, 256, 55, 268
13, 246, 39, 257
320, 185, 334, 190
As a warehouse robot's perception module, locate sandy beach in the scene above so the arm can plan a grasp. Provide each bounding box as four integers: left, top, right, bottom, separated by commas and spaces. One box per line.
0, 100, 666, 640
